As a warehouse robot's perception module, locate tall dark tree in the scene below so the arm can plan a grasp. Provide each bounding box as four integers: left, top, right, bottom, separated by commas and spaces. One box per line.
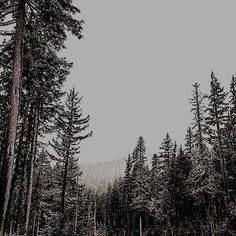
123, 154, 133, 234
131, 136, 150, 236
190, 82, 207, 154
206, 72, 228, 191
158, 133, 176, 235
224, 76, 236, 197
185, 127, 194, 157
0, 2, 26, 234
189, 147, 221, 235
50, 88, 92, 234
0, 0, 83, 234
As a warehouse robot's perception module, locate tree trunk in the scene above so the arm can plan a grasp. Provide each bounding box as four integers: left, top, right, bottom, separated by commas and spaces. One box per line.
14, 107, 34, 234
24, 104, 39, 235
60, 149, 70, 232
0, 0, 25, 235
139, 214, 142, 236
75, 174, 79, 233
4, 108, 28, 233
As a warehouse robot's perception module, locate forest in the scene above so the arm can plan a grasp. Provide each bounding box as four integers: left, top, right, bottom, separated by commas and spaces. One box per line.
0, 0, 236, 236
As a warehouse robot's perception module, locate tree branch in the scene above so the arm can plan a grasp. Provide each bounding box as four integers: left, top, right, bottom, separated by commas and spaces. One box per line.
0, 20, 16, 27
0, 30, 14, 36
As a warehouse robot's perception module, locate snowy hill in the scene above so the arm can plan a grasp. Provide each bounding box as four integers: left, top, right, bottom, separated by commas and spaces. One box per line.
80, 158, 126, 189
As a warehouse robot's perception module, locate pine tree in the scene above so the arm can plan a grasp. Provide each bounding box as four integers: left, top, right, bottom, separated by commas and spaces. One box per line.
169, 146, 192, 235
0, 1, 84, 234
50, 88, 92, 234
185, 127, 194, 157
159, 133, 173, 171
108, 178, 124, 235
224, 76, 236, 197
206, 72, 228, 191
190, 82, 207, 154
188, 147, 221, 235
150, 153, 162, 234
157, 133, 176, 235
0, 20, 74, 234
30, 148, 51, 236
38, 164, 62, 235
123, 154, 133, 234
0, 2, 26, 234
131, 136, 150, 236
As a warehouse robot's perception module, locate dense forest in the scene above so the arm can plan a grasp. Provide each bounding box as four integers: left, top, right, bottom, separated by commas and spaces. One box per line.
0, 0, 236, 236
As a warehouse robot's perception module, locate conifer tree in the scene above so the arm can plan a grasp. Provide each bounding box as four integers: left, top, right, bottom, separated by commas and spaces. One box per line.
158, 133, 175, 235
168, 146, 192, 235
0, 1, 84, 235
30, 148, 51, 236
206, 72, 228, 191
224, 76, 236, 196
0, 2, 26, 234
123, 154, 133, 234
185, 127, 194, 157
190, 82, 207, 154
189, 147, 221, 235
131, 136, 150, 236
150, 153, 162, 234
50, 88, 92, 234
0, 18, 74, 234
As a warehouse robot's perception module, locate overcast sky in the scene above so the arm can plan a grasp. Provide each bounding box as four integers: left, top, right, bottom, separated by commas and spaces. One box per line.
63, 0, 236, 164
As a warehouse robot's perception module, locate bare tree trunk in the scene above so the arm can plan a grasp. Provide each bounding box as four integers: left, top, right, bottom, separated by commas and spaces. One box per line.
24, 104, 39, 236
139, 214, 142, 236
14, 109, 33, 234
60, 149, 70, 232
75, 173, 79, 233
4, 108, 28, 233
0, 1, 25, 234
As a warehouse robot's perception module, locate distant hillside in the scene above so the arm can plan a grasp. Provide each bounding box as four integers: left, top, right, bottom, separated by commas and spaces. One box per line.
80, 158, 126, 189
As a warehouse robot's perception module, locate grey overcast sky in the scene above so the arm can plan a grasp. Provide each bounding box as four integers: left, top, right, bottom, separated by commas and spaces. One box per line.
63, 0, 236, 164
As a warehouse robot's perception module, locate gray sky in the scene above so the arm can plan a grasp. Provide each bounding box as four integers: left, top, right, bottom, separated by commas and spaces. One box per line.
64, 0, 236, 164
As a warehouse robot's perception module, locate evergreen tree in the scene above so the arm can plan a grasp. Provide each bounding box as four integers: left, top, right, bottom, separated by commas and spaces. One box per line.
169, 146, 192, 235
159, 133, 173, 171
50, 88, 92, 234
190, 82, 207, 154
123, 154, 133, 234
185, 127, 194, 157
224, 76, 236, 203
188, 147, 221, 235
0, 2, 26, 233
30, 148, 51, 236
131, 136, 150, 236
150, 153, 162, 234
206, 72, 228, 191
0, 1, 84, 234
158, 133, 176, 235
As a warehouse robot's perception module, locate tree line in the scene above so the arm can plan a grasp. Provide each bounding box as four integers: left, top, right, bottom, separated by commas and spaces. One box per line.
88, 76, 236, 236
1, 0, 236, 236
